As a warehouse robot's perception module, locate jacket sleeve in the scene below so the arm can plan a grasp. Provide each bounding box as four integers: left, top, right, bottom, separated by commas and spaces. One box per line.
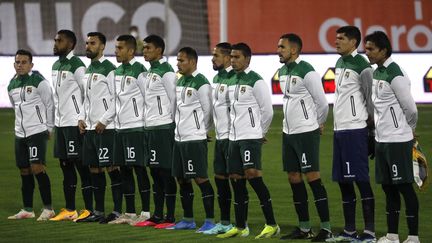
253, 79, 273, 136
360, 67, 374, 119
99, 70, 117, 126
161, 71, 177, 120
304, 71, 329, 125
75, 66, 86, 120
197, 83, 213, 132
39, 80, 55, 131
391, 76, 418, 130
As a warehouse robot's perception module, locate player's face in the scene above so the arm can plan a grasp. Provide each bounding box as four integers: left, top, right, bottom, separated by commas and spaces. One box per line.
365, 41, 387, 66
143, 42, 160, 62
86, 36, 104, 60
176, 52, 194, 75
115, 41, 131, 63
14, 54, 33, 76
335, 33, 355, 56
212, 47, 226, 71
277, 38, 292, 63
53, 34, 71, 56
231, 49, 249, 72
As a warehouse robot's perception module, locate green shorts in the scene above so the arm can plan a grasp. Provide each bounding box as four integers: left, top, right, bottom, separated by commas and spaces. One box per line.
82, 129, 115, 167
375, 140, 414, 185
172, 140, 208, 179
228, 139, 262, 175
213, 139, 229, 175
113, 128, 146, 167
15, 131, 48, 168
282, 129, 320, 173
144, 128, 174, 169
54, 126, 83, 160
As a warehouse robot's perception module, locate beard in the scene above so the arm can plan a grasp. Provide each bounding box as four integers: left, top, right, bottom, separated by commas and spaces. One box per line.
86, 50, 98, 59
213, 63, 224, 71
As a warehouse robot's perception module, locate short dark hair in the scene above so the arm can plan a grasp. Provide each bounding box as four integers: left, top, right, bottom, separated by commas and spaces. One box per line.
364, 31, 393, 58
57, 29, 77, 49
215, 42, 232, 56
178, 46, 198, 62
336, 26, 361, 48
143, 35, 165, 54
232, 42, 252, 58
15, 49, 33, 62
116, 34, 137, 51
280, 33, 303, 52
87, 32, 106, 45
129, 26, 138, 32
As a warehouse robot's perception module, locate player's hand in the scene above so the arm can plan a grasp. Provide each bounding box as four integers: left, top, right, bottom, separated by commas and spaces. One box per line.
368, 134, 375, 160
262, 137, 268, 144
95, 122, 106, 134
78, 120, 87, 134
319, 124, 325, 135
206, 133, 212, 142
47, 131, 51, 140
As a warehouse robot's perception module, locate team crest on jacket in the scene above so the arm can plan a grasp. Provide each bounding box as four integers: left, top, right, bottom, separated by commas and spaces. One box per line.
152, 75, 157, 82
62, 72, 67, 80
93, 74, 98, 81
344, 72, 350, 78
26, 87, 32, 94
126, 77, 131, 85
291, 78, 297, 85
187, 89, 192, 97
240, 86, 246, 94
219, 85, 225, 93
379, 82, 383, 90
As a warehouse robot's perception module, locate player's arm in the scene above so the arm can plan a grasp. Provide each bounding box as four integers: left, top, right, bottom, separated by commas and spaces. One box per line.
97, 70, 117, 132
360, 67, 374, 124
161, 71, 177, 120
74, 66, 86, 121
304, 71, 329, 126
39, 80, 55, 133
391, 76, 418, 130
197, 83, 213, 132
253, 79, 274, 137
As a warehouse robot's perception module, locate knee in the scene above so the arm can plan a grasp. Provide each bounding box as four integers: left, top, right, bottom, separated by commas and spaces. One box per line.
20, 167, 32, 175
244, 169, 261, 179
305, 171, 321, 182
194, 177, 208, 185
30, 164, 46, 175
288, 172, 302, 184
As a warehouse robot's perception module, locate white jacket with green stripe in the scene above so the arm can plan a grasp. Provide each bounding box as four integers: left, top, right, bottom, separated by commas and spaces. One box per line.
212, 66, 236, 140
82, 56, 117, 130
372, 58, 417, 143
113, 58, 147, 130
229, 67, 273, 141
136, 58, 177, 129
52, 51, 86, 127
8, 71, 54, 138
333, 50, 373, 131
175, 70, 212, 142
279, 57, 328, 135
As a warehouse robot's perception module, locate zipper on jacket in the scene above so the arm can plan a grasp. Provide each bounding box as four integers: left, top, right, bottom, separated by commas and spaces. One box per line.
232, 84, 240, 140
102, 98, 108, 111
390, 106, 399, 128
132, 98, 139, 117
19, 87, 26, 137
71, 95, 80, 114
55, 70, 62, 126
35, 105, 43, 123
300, 99, 309, 120
157, 96, 162, 115
248, 107, 255, 127
350, 95, 356, 116
176, 106, 181, 142
193, 110, 200, 129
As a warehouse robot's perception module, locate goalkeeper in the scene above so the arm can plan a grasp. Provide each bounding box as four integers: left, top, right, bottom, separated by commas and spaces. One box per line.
364, 31, 420, 243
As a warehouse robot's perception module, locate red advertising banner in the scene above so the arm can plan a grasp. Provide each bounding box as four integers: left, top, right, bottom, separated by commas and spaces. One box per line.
208, 0, 432, 53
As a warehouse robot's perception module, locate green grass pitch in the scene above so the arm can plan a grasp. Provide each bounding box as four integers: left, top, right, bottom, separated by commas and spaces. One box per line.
0, 106, 430, 242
